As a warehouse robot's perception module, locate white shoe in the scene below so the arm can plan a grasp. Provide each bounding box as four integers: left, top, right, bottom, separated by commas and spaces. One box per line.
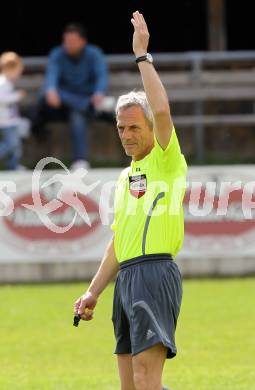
70, 160, 90, 170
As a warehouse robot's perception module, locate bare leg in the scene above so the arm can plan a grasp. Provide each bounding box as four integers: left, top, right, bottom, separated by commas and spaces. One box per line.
132, 343, 167, 390
117, 354, 136, 390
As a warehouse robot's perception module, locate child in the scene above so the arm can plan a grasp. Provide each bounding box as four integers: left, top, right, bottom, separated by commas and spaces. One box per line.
0, 52, 30, 169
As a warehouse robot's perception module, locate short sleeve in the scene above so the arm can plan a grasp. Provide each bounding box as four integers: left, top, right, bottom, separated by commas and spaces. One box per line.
111, 219, 116, 232
154, 126, 187, 173
110, 167, 130, 233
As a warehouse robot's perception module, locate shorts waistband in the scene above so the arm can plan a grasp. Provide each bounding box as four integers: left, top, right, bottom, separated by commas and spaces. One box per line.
119, 253, 173, 270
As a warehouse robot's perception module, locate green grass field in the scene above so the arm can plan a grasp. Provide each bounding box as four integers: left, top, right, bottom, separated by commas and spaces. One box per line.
0, 278, 254, 390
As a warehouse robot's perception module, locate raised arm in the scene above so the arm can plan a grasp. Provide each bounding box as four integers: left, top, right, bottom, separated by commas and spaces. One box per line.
131, 11, 173, 150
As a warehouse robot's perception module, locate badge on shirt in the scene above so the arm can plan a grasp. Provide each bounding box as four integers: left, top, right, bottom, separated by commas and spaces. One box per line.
129, 174, 147, 198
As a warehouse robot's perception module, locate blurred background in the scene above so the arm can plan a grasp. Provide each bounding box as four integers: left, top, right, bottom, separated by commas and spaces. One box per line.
0, 0, 254, 277
0, 2, 255, 389
1, 0, 255, 168
0, 1, 254, 277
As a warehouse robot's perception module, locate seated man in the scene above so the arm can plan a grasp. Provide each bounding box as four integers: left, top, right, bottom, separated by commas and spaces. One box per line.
33, 23, 108, 169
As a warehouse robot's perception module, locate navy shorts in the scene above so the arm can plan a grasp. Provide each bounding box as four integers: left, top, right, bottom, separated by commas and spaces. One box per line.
112, 253, 183, 359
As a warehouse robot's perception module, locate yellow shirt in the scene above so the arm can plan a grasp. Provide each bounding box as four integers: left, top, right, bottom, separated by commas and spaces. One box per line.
112, 127, 187, 262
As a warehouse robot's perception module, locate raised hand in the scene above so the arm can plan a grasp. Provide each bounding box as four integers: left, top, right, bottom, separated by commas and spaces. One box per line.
131, 11, 150, 57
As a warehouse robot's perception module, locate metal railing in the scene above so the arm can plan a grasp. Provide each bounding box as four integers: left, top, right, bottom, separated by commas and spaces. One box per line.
22, 50, 255, 69
22, 51, 255, 162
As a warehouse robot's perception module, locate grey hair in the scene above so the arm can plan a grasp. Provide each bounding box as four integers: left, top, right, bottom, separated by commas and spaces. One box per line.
115, 90, 153, 128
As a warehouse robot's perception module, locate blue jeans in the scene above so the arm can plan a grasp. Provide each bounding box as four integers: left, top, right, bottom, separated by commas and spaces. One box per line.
33, 91, 93, 161
0, 126, 22, 169
68, 110, 88, 161
59, 90, 91, 161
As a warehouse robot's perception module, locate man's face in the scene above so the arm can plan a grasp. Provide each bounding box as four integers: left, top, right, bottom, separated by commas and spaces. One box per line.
117, 106, 154, 161
63, 32, 87, 56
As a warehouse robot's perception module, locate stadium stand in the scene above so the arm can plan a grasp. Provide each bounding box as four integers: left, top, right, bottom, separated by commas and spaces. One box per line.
16, 51, 255, 167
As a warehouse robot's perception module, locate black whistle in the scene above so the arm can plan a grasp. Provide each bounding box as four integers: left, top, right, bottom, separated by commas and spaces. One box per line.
73, 314, 81, 327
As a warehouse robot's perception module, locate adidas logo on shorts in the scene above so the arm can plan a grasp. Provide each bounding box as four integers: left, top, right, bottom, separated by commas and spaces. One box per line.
146, 329, 155, 340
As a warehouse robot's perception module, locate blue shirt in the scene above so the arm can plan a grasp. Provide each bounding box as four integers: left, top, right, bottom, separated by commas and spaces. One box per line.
44, 45, 108, 97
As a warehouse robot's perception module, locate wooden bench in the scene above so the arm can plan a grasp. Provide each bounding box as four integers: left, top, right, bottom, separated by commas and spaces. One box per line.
18, 52, 255, 164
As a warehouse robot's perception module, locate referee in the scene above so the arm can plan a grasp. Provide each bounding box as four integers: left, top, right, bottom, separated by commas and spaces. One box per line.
74, 11, 187, 390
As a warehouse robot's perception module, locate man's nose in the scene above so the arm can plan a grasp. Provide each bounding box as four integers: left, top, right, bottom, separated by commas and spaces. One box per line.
121, 127, 131, 140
